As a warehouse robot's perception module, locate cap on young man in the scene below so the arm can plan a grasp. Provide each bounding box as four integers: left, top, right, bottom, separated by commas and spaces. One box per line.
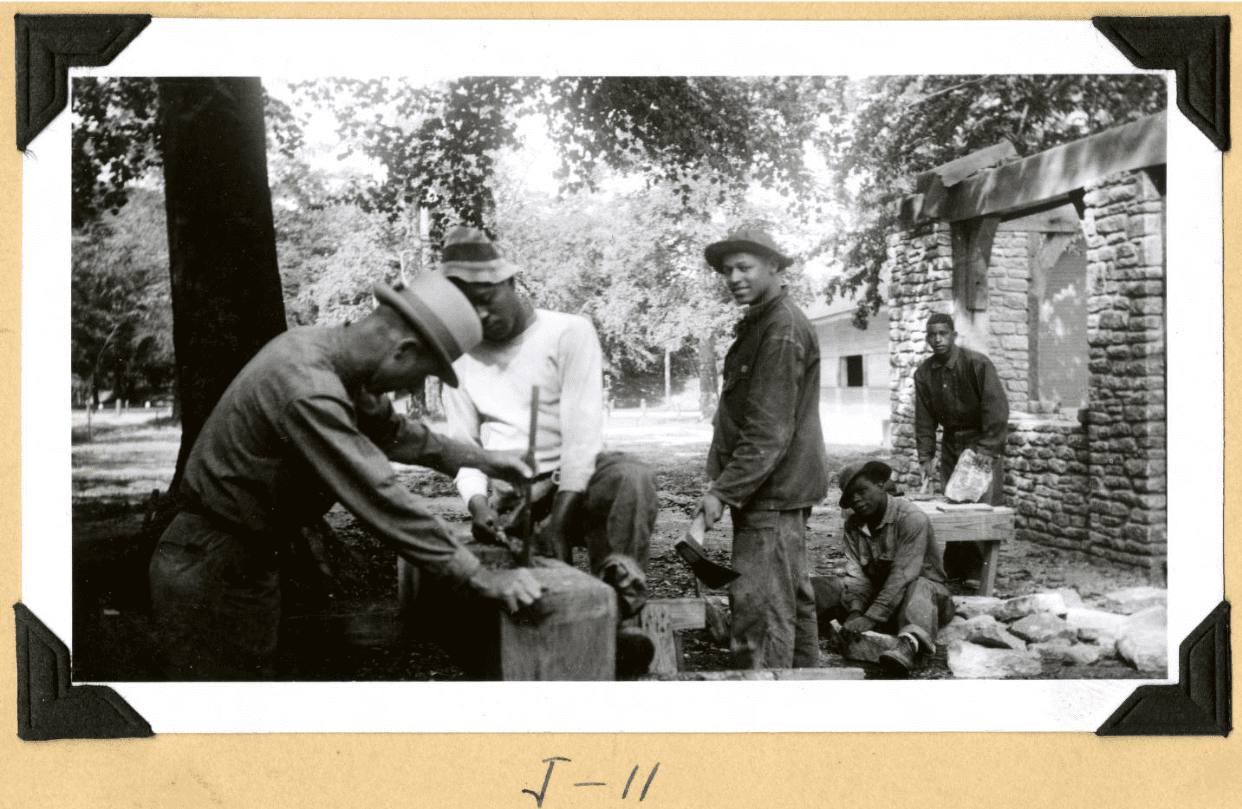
438, 226, 521, 284
703, 226, 794, 273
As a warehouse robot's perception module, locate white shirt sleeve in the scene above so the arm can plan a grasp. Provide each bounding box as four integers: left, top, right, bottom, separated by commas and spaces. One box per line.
442, 379, 490, 504
555, 317, 605, 492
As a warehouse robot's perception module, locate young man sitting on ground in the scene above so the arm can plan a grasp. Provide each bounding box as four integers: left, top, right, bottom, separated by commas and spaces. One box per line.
811, 460, 954, 677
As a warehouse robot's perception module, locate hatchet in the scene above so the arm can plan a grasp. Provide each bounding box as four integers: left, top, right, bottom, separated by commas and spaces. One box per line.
675, 513, 740, 590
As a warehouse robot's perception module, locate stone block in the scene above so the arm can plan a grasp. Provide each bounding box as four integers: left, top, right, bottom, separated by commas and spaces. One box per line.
1065, 644, 1103, 666
1009, 612, 1077, 644
952, 595, 1003, 620
936, 615, 969, 648
1115, 606, 1168, 673
1102, 586, 1167, 615
964, 614, 1027, 650
1055, 588, 1085, 610
1064, 608, 1127, 639
1030, 638, 1073, 662
948, 641, 1043, 679
993, 592, 1068, 622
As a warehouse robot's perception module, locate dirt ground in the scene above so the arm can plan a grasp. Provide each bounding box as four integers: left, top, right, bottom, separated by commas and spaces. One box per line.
70, 409, 1161, 681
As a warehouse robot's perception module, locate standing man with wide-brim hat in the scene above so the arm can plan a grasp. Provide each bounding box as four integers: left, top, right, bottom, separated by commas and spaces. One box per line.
695, 227, 828, 670
148, 272, 543, 680
437, 226, 660, 677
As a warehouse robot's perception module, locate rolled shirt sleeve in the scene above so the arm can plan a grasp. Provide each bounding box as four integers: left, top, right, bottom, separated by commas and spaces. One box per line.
862, 509, 933, 624
709, 332, 804, 508
286, 395, 480, 584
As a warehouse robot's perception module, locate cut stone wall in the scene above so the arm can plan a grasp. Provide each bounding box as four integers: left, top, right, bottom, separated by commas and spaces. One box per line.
1005, 414, 1090, 551
1080, 169, 1167, 568
886, 224, 953, 491
886, 167, 1166, 571
984, 231, 1032, 410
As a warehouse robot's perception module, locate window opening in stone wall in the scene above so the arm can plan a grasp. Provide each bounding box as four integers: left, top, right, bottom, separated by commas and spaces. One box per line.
843, 355, 864, 387
1027, 231, 1089, 413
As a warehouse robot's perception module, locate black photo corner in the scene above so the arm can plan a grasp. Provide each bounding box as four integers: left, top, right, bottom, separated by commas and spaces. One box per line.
15, 13, 1232, 739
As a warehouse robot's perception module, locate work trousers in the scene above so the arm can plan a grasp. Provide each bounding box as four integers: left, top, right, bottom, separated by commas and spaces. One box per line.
811, 574, 954, 653
148, 512, 282, 680
940, 430, 1006, 579
507, 451, 657, 618
728, 507, 819, 669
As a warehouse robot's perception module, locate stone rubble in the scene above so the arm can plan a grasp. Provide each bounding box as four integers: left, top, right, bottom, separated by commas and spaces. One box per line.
1114, 605, 1168, 673
937, 587, 1163, 677
1009, 612, 1077, 644
1102, 586, 1168, 615
952, 595, 1004, 620
992, 592, 1068, 622
948, 641, 1043, 679
962, 614, 1027, 650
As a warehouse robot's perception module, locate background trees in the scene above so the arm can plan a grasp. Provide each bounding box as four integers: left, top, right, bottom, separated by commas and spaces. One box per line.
70, 72, 1167, 421
817, 74, 1167, 325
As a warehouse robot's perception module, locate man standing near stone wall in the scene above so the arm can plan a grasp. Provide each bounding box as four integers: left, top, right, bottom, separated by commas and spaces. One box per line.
914, 313, 1009, 578
695, 227, 828, 670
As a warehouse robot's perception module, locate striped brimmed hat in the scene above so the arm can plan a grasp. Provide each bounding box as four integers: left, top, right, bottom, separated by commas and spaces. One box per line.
371, 272, 483, 387
439, 226, 520, 284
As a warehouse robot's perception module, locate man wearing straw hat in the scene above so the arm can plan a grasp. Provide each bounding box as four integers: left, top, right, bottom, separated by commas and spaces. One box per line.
695, 227, 828, 670
148, 273, 543, 680
436, 227, 658, 673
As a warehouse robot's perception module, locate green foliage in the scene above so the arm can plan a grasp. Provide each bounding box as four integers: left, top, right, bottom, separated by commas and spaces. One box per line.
819, 74, 1167, 325
72, 78, 308, 229
71, 78, 160, 229
292, 76, 836, 237
71, 188, 175, 404
494, 168, 809, 377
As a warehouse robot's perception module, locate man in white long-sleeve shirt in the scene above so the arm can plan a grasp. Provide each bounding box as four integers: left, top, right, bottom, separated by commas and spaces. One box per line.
439, 227, 658, 626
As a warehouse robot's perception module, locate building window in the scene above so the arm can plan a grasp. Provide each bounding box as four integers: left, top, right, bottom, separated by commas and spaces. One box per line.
843, 355, 864, 388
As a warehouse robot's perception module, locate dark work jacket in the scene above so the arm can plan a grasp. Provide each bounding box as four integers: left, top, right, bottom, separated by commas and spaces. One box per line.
707, 292, 828, 511
913, 345, 1009, 462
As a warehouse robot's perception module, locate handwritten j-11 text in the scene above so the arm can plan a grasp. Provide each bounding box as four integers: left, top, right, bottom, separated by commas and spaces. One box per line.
523, 758, 660, 806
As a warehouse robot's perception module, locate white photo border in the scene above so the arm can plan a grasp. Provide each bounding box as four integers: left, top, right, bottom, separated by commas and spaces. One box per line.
23, 17, 1222, 732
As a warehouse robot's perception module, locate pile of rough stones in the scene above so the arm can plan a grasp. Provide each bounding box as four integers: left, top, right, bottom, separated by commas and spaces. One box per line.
940, 586, 1168, 678
834, 586, 1168, 678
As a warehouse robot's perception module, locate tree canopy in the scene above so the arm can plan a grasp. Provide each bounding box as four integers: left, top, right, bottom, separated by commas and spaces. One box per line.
70, 72, 1169, 410
817, 74, 1167, 325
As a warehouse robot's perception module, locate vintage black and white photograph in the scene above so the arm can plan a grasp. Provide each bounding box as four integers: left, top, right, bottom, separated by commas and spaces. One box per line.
23, 18, 1223, 733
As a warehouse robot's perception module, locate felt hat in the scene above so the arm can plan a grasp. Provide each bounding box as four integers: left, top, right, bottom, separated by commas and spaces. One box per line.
837, 460, 894, 508
438, 226, 520, 284
704, 227, 794, 273
371, 272, 483, 388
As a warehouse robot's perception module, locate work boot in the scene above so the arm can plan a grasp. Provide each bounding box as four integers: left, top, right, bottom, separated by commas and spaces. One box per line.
878, 636, 919, 678
615, 627, 655, 679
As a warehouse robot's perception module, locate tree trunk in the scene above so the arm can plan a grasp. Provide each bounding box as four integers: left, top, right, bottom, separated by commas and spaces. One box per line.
697, 334, 719, 420
664, 349, 672, 407
158, 77, 287, 494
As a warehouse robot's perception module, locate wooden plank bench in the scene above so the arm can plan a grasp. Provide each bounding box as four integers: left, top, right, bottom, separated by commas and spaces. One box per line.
912, 501, 1016, 597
